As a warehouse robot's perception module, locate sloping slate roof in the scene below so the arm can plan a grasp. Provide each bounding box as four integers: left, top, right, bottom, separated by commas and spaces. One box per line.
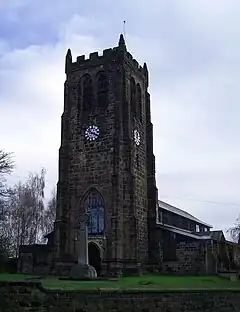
156, 222, 211, 240
197, 230, 225, 241
158, 200, 212, 228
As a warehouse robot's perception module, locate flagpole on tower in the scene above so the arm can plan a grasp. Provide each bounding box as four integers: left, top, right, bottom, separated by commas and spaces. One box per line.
123, 20, 126, 38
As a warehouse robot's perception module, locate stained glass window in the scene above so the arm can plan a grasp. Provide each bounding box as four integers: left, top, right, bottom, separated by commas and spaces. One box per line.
84, 189, 105, 235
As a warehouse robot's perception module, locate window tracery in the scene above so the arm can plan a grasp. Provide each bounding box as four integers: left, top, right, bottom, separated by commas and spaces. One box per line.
84, 189, 105, 235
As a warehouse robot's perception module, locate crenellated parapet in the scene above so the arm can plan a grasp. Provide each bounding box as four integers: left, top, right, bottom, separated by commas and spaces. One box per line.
65, 34, 148, 81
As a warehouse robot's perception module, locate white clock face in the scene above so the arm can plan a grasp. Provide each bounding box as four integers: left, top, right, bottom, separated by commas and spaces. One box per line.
134, 129, 140, 146
85, 125, 100, 141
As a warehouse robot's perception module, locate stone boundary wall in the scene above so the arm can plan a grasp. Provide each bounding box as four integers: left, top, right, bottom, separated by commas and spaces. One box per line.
0, 281, 240, 311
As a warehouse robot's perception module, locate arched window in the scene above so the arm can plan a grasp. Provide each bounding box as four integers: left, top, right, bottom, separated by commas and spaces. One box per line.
97, 73, 108, 108
130, 77, 136, 117
77, 79, 82, 108
82, 74, 93, 111
136, 83, 142, 122
84, 189, 105, 235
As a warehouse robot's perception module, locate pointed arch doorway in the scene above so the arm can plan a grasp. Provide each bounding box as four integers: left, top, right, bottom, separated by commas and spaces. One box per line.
88, 242, 101, 275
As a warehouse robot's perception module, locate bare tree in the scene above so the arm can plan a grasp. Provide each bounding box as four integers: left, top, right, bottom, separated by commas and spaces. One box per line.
0, 168, 46, 257
41, 188, 56, 240
228, 217, 240, 243
0, 150, 14, 259
0, 150, 14, 175
0, 150, 14, 198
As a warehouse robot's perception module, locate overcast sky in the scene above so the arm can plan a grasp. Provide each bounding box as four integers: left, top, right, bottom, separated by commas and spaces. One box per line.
1, 0, 240, 236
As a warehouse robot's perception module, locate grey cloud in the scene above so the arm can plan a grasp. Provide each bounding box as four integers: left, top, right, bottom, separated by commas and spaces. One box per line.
1, 1, 240, 236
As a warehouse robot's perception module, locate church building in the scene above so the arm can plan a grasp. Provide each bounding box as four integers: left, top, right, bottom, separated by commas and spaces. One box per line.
17, 35, 240, 276
54, 34, 158, 275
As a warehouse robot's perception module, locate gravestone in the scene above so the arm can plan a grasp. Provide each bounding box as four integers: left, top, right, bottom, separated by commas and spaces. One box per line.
69, 213, 97, 279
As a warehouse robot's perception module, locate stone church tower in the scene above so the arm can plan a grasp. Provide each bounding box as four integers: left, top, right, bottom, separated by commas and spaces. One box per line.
54, 35, 158, 275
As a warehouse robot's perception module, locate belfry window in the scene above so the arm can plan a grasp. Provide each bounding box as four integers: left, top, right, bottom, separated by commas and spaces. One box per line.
97, 73, 108, 108
84, 188, 105, 235
136, 83, 142, 121
130, 77, 137, 117
82, 74, 93, 111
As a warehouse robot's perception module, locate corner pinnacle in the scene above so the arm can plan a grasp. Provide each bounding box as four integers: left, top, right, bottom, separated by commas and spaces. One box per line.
118, 34, 126, 47
65, 48, 72, 74
143, 62, 148, 72
143, 62, 149, 87
66, 48, 72, 59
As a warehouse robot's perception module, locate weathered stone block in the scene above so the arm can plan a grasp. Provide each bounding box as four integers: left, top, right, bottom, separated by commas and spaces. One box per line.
69, 263, 97, 279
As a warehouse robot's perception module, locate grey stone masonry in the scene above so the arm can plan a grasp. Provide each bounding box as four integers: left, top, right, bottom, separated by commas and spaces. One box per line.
54, 34, 158, 273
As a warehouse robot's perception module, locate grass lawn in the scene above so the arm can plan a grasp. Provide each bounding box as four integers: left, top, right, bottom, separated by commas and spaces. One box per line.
1, 274, 240, 290
0, 273, 34, 280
